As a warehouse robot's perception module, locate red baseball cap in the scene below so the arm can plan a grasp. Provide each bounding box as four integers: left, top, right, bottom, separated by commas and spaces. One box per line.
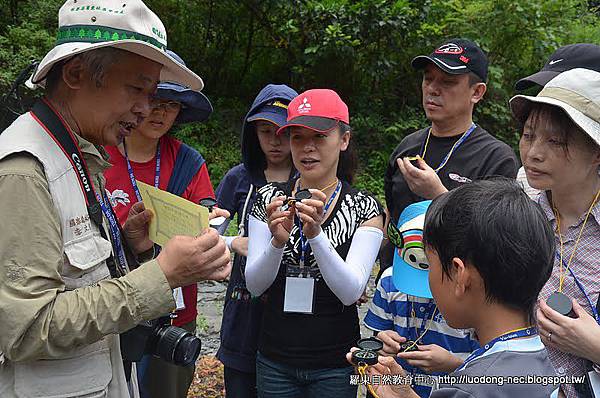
276, 89, 349, 135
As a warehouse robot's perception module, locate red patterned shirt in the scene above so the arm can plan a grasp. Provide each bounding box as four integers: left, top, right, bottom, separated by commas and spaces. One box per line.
104, 135, 214, 326
538, 192, 600, 398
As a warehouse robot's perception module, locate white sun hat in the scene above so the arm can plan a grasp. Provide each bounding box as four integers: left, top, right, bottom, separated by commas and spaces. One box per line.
510, 68, 600, 147
27, 0, 203, 90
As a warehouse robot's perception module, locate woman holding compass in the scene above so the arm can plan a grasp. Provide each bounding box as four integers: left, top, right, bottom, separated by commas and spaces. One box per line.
511, 68, 600, 398
245, 89, 384, 397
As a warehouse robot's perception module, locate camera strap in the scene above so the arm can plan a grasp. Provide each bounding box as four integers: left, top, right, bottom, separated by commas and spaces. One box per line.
31, 99, 103, 226
30, 98, 127, 276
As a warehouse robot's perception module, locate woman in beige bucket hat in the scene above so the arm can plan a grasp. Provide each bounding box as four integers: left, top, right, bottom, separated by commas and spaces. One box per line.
511, 68, 600, 398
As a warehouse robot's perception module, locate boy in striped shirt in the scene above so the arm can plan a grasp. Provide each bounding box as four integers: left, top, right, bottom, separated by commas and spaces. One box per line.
364, 200, 479, 397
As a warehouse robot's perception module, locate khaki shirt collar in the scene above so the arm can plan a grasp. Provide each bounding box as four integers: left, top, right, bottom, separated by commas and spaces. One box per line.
72, 132, 112, 173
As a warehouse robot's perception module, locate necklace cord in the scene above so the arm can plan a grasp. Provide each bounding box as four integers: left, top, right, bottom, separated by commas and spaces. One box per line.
405, 306, 438, 352
357, 364, 382, 398
553, 189, 600, 292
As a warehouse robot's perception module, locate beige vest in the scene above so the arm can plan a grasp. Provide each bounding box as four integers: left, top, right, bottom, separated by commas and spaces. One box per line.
0, 112, 136, 398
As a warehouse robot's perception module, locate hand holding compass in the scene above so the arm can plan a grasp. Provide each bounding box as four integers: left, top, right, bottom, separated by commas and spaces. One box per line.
198, 198, 229, 230
280, 189, 312, 211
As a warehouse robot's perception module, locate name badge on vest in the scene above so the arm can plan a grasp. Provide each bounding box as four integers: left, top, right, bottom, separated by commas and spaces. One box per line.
283, 276, 315, 314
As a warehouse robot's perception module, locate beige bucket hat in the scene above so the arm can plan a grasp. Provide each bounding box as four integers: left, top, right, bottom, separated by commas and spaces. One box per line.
27, 0, 203, 90
510, 68, 600, 147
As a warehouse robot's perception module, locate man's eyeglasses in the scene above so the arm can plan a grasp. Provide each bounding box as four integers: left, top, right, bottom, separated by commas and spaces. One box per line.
150, 99, 181, 112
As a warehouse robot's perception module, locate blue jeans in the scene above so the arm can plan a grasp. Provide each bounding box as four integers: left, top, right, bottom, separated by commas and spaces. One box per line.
224, 366, 257, 398
256, 352, 357, 398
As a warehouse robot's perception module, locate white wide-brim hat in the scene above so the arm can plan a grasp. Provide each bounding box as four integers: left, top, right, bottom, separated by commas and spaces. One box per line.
27, 0, 203, 91
510, 68, 600, 147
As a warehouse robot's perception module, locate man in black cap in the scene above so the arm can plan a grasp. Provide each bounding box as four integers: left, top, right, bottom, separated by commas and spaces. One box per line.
514, 43, 600, 199
381, 38, 519, 270
515, 43, 600, 91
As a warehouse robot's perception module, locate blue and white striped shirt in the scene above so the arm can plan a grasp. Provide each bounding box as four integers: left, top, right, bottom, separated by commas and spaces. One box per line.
364, 267, 480, 397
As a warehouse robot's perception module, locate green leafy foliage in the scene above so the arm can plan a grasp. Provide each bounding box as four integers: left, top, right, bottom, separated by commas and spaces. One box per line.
1, 0, 599, 201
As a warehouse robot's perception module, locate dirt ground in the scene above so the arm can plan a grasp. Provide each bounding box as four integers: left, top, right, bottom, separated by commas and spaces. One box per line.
187, 269, 379, 398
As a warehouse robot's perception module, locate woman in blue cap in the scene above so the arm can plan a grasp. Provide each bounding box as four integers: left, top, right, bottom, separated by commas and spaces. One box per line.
216, 84, 298, 397
104, 50, 214, 398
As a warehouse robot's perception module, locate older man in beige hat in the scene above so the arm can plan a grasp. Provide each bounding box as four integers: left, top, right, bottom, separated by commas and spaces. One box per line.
0, 1, 230, 397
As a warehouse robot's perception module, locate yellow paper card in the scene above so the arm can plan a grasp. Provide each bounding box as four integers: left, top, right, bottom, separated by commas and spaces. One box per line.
137, 180, 209, 247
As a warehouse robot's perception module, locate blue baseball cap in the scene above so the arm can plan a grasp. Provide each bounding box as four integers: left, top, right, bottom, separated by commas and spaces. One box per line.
246, 99, 290, 127
391, 200, 432, 298
155, 50, 213, 124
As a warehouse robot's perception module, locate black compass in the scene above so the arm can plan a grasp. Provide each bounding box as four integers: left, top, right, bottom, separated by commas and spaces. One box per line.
351, 337, 383, 366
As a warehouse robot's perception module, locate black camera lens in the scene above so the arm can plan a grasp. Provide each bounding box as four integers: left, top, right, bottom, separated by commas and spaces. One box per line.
155, 326, 201, 367
174, 334, 202, 366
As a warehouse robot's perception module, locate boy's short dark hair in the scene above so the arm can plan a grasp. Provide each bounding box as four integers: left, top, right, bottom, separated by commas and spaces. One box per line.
423, 178, 554, 317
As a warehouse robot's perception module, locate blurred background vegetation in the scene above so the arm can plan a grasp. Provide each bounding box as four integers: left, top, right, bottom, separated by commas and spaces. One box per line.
2, 0, 599, 200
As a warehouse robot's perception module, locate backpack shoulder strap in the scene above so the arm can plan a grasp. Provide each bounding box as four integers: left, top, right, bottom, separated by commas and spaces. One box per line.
166, 143, 205, 197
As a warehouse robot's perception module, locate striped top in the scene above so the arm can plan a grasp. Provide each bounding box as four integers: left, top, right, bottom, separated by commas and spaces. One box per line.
537, 191, 600, 398
364, 267, 480, 398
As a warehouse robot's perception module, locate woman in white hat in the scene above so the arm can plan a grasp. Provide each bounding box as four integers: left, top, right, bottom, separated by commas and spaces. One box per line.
510, 68, 600, 398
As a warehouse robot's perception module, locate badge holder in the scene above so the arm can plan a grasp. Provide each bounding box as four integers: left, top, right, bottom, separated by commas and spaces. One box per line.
282, 188, 317, 314
283, 275, 315, 314
172, 287, 185, 311
546, 291, 576, 318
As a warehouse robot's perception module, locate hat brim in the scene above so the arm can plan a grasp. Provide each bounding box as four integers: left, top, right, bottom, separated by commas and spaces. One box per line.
27, 40, 203, 90
510, 94, 600, 147
411, 55, 469, 75
156, 83, 212, 123
514, 70, 561, 91
247, 109, 287, 127
275, 116, 339, 135
392, 252, 433, 299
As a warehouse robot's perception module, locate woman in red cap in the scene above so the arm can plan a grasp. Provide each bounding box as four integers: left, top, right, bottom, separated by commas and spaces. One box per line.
245, 89, 385, 397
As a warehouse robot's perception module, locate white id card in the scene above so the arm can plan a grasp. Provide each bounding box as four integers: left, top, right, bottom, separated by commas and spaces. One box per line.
283, 277, 315, 314
173, 287, 185, 311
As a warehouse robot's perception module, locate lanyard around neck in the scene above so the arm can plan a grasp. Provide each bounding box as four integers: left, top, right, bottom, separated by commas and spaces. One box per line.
296, 180, 342, 268
420, 123, 476, 173
457, 326, 537, 372
95, 190, 128, 275
555, 252, 600, 324
123, 139, 161, 202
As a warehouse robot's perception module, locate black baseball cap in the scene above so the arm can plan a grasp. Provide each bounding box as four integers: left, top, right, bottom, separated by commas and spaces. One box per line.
412, 38, 488, 82
515, 43, 600, 91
